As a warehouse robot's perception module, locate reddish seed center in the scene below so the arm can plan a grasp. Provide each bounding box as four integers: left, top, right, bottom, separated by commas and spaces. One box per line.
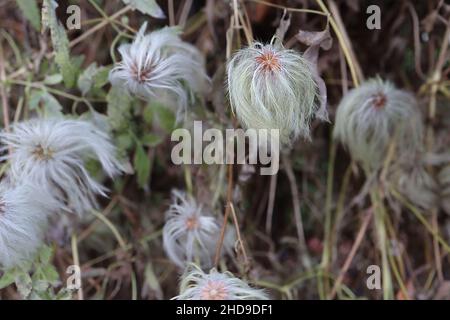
372, 92, 387, 109
185, 216, 198, 230
200, 281, 228, 300
255, 50, 281, 72
131, 63, 152, 83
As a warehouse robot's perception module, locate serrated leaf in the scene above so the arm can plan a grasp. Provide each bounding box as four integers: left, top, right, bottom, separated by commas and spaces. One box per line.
29, 89, 63, 116
0, 270, 17, 289
43, 73, 63, 85
153, 103, 175, 132
142, 133, 163, 147
143, 105, 153, 125
38, 245, 54, 265
133, 142, 150, 188
107, 86, 132, 131
93, 66, 111, 89
121, 0, 165, 19
40, 265, 59, 284
42, 0, 77, 87
16, 0, 41, 31
78, 63, 110, 95
77, 63, 98, 95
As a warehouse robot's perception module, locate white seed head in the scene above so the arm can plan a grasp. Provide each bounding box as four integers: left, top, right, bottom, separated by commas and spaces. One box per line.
226, 41, 320, 146
109, 23, 209, 114
0, 118, 124, 215
173, 264, 269, 300
163, 190, 233, 268
439, 165, 450, 215
333, 79, 424, 170
0, 182, 57, 269
391, 162, 438, 210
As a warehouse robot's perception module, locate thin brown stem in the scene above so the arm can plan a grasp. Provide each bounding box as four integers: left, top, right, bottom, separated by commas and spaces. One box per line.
0, 37, 10, 134
265, 172, 278, 235
329, 209, 373, 299
282, 153, 310, 268
214, 163, 234, 267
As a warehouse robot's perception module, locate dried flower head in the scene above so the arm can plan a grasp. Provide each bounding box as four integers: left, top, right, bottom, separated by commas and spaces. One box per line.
333, 79, 424, 170
163, 190, 233, 268
392, 162, 438, 210
0, 118, 124, 215
109, 23, 209, 114
226, 41, 320, 146
0, 182, 58, 269
439, 165, 450, 215
173, 264, 269, 300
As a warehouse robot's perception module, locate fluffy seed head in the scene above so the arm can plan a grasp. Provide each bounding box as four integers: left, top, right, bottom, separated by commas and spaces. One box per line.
226, 41, 320, 146
0, 118, 124, 215
392, 162, 438, 210
173, 264, 269, 300
0, 182, 58, 269
163, 190, 234, 268
333, 79, 424, 170
109, 23, 209, 114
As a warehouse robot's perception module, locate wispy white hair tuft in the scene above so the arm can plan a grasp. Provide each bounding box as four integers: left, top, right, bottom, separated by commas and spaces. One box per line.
173, 264, 269, 300
333, 79, 424, 170
226, 41, 320, 146
163, 190, 234, 268
0, 182, 58, 270
109, 23, 209, 115
391, 162, 438, 211
0, 118, 124, 216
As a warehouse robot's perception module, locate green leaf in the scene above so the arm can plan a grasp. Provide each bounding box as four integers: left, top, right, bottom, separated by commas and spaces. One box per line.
121, 0, 165, 19
107, 86, 132, 131
143, 104, 153, 125
42, 0, 77, 88
43, 73, 63, 85
38, 245, 54, 265
77, 63, 98, 95
16, 0, 41, 31
78, 63, 110, 95
142, 133, 163, 147
40, 265, 59, 284
133, 142, 150, 188
153, 103, 175, 132
29, 89, 63, 116
93, 66, 111, 89
0, 270, 17, 289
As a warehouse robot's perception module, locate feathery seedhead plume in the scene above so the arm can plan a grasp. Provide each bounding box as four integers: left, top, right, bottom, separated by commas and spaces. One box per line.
226, 40, 320, 146
0, 182, 58, 269
439, 165, 450, 215
392, 162, 438, 210
333, 79, 424, 170
163, 190, 234, 268
0, 118, 124, 216
109, 23, 209, 114
173, 264, 269, 300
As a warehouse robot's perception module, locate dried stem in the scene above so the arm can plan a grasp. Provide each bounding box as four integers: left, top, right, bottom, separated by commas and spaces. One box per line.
282, 153, 310, 268
265, 172, 278, 235
328, 209, 373, 299
214, 163, 234, 267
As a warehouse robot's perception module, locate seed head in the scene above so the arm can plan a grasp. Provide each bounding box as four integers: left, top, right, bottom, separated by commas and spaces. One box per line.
227, 42, 320, 146
333, 79, 424, 170
173, 264, 269, 300
109, 23, 210, 115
